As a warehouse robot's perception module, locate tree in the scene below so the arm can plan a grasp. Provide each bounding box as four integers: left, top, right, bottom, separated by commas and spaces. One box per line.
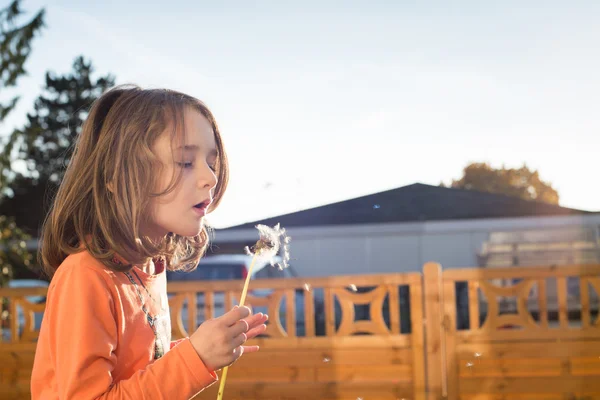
0, 0, 44, 291
0, 0, 45, 189
0, 215, 32, 286
0, 56, 115, 234
445, 162, 559, 204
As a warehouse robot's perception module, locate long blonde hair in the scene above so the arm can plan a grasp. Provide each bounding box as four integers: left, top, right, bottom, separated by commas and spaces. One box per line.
39, 85, 229, 277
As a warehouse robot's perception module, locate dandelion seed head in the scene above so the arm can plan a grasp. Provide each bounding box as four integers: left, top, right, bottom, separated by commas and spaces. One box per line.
245, 223, 291, 269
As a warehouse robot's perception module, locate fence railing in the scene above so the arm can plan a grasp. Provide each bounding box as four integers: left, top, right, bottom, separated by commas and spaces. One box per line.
1, 263, 600, 399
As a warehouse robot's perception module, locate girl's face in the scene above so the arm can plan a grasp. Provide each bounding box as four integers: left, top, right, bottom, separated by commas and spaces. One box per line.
144, 107, 218, 239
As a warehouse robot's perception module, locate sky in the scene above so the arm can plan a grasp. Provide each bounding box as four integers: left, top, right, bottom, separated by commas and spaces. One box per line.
2, 0, 598, 228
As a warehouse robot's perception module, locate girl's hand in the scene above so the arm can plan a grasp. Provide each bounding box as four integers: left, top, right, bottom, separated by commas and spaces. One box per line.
189, 306, 268, 371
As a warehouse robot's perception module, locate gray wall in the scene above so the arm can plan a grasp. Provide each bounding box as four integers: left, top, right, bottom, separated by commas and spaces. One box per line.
213, 215, 600, 277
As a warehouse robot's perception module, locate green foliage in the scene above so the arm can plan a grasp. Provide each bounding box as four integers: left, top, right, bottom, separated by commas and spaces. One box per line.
0, 215, 32, 287
0, 0, 45, 120
0, 56, 115, 234
0, 0, 43, 283
444, 162, 560, 204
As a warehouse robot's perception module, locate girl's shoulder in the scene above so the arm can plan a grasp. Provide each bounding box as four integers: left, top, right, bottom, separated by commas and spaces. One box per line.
50, 250, 120, 290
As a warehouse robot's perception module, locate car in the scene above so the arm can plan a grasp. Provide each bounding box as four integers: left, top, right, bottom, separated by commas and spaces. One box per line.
166, 254, 326, 336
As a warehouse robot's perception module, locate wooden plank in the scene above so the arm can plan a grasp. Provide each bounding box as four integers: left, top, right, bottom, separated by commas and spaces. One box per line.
224, 290, 233, 311
442, 264, 600, 281
580, 277, 591, 329
409, 280, 426, 400
459, 394, 564, 400
226, 366, 316, 382
556, 277, 568, 328
456, 328, 600, 342
234, 347, 413, 368
168, 273, 422, 293
538, 279, 548, 328
303, 286, 316, 337
0, 343, 38, 351
324, 288, 335, 336
457, 357, 562, 377
455, 340, 600, 359
197, 381, 414, 400
468, 281, 480, 330
10, 298, 18, 343
423, 262, 444, 400
0, 288, 48, 297
0, 349, 35, 400
204, 291, 214, 320
333, 288, 357, 336
571, 356, 600, 376
0, 383, 31, 400
387, 285, 400, 335
284, 289, 296, 337
459, 376, 600, 394
315, 364, 413, 383
187, 292, 197, 334
245, 335, 411, 349
0, 348, 36, 365
442, 280, 458, 400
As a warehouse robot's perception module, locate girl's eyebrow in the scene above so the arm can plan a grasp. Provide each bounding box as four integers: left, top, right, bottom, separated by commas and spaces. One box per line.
177, 144, 218, 156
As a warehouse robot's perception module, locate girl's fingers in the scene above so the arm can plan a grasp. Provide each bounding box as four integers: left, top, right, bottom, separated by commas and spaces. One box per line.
231, 345, 244, 362
246, 323, 267, 339
243, 312, 267, 328
221, 306, 251, 326
242, 345, 260, 353
230, 319, 249, 338
232, 332, 247, 348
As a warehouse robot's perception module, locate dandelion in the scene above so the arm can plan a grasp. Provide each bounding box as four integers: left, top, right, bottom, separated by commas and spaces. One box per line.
323, 357, 331, 363
217, 223, 290, 400
474, 352, 481, 358
348, 284, 358, 292
244, 223, 291, 270
466, 362, 474, 368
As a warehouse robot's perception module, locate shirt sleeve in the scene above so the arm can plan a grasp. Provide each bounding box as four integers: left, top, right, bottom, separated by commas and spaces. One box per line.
38, 264, 217, 399
171, 338, 187, 349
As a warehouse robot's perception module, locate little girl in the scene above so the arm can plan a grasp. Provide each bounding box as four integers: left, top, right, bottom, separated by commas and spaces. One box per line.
30, 85, 268, 399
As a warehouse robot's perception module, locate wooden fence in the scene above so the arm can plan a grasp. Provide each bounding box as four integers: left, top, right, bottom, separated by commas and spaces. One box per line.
427, 263, 600, 400
1, 263, 600, 399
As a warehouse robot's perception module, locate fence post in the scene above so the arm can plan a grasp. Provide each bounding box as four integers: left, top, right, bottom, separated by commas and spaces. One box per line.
423, 262, 445, 400
410, 275, 426, 400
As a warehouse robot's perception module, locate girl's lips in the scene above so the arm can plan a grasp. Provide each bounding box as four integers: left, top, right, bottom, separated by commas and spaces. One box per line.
192, 206, 207, 217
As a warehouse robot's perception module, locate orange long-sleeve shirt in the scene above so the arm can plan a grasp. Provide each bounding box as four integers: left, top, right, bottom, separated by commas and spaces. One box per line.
31, 250, 217, 399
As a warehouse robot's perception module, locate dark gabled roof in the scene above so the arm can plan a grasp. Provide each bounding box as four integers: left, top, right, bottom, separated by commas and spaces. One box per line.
225, 183, 594, 229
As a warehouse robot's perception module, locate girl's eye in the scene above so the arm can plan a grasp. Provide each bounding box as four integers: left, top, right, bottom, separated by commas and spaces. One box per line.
208, 164, 217, 172
177, 162, 194, 169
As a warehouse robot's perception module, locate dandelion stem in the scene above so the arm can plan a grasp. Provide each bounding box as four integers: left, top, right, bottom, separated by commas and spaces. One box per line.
239, 255, 258, 306
216, 254, 258, 400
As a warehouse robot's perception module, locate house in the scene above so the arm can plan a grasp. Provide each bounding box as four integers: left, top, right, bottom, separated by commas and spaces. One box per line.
210, 183, 600, 277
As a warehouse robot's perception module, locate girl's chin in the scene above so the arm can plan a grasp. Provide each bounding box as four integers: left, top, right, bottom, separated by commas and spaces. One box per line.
172, 223, 204, 238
